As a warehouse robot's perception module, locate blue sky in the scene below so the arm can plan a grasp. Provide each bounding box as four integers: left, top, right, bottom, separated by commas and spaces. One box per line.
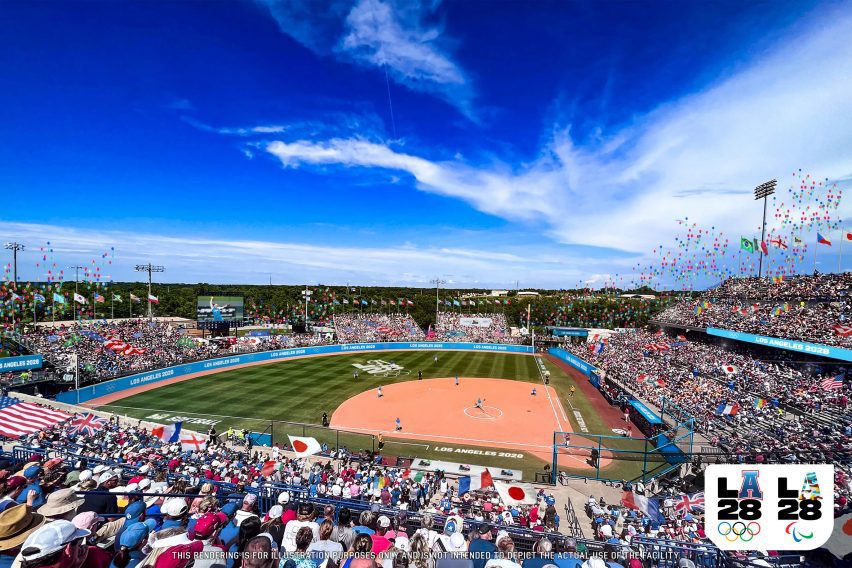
1, 0, 851, 288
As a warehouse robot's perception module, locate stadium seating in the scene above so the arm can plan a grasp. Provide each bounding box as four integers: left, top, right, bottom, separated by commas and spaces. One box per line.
434, 313, 517, 343
333, 314, 425, 343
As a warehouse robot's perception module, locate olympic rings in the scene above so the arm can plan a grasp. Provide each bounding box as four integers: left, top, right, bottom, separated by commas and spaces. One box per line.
717, 521, 760, 542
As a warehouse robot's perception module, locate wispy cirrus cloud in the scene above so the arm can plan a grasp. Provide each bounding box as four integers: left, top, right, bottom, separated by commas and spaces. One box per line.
258, 0, 475, 118
260, 6, 852, 254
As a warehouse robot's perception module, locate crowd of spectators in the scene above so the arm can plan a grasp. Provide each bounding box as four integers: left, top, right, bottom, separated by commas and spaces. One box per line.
332, 316, 425, 344
563, 331, 851, 514
434, 315, 516, 344
655, 273, 852, 347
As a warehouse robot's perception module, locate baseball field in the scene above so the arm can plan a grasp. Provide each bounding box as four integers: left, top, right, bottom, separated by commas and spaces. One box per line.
93, 350, 663, 480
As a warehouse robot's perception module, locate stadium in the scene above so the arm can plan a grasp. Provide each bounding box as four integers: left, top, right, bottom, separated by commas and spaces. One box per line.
1, 2, 851, 568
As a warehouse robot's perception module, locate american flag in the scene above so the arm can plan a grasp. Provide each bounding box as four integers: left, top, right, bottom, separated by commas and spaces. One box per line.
820, 375, 844, 391
67, 412, 108, 436
0, 397, 73, 439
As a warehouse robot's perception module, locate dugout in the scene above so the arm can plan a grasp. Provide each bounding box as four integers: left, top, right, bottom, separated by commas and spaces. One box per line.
627, 399, 663, 436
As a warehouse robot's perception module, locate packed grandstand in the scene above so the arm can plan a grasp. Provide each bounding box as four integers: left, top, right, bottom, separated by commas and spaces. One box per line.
0, 274, 849, 567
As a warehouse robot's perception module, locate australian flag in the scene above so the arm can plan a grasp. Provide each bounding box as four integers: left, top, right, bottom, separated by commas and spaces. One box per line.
68, 412, 108, 436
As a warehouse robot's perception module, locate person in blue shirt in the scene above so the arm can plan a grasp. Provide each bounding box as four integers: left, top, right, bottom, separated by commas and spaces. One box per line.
110, 520, 155, 568
217, 502, 242, 551
16, 467, 44, 509
468, 524, 496, 568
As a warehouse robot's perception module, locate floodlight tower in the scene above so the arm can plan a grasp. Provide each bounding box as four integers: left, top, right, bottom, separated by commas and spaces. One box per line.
754, 179, 777, 278
135, 263, 165, 319
4, 242, 24, 283
430, 277, 446, 325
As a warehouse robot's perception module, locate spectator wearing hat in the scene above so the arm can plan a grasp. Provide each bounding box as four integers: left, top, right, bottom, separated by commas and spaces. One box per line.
110, 521, 152, 568
306, 521, 342, 564
189, 512, 227, 568
483, 534, 520, 568
259, 507, 285, 547
37, 490, 85, 522
281, 505, 318, 553
0, 504, 46, 568
0, 480, 30, 514
189, 485, 215, 516
369, 517, 392, 554
159, 500, 188, 531
16, 469, 44, 510
78, 474, 118, 517
19, 520, 91, 568
468, 524, 496, 568
234, 496, 258, 528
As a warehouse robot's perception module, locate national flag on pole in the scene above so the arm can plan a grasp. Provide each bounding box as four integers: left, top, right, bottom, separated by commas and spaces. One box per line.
673, 491, 705, 513
0, 397, 73, 439
760, 241, 769, 255
458, 469, 494, 495
846, 230, 852, 242
94, 293, 105, 303
793, 236, 803, 246
493, 480, 538, 506
53, 293, 66, 304
740, 238, 754, 253
148, 294, 159, 304
721, 365, 737, 375
33, 294, 46, 303
113, 294, 122, 303
407, 300, 413, 305
287, 435, 322, 458
820, 375, 844, 391
151, 421, 182, 443
180, 432, 207, 452
68, 412, 108, 436
621, 491, 664, 522
130, 293, 141, 302
817, 232, 832, 245
73, 293, 87, 304
715, 402, 740, 416
770, 237, 787, 250
10, 293, 22, 302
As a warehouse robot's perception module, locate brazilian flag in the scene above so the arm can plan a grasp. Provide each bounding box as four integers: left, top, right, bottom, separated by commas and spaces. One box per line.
740, 237, 755, 253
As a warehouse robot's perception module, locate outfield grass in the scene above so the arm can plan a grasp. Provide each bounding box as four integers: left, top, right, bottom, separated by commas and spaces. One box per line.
100, 350, 659, 481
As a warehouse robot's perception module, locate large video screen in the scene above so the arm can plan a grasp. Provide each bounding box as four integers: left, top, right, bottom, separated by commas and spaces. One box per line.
197, 296, 244, 323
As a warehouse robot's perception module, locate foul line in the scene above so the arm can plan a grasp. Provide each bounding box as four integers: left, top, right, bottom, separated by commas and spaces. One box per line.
535, 355, 564, 433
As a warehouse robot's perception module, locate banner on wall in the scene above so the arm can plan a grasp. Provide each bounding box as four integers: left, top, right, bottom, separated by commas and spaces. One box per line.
706, 328, 852, 362
0, 355, 43, 372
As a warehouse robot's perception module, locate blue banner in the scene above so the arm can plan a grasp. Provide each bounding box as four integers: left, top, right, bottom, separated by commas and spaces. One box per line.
547, 347, 596, 376
629, 399, 663, 425
57, 342, 534, 404
548, 328, 588, 337
706, 328, 852, 362
0, 355, 43, 372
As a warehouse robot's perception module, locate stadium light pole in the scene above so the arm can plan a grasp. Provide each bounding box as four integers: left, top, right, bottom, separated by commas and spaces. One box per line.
754, 179, 776, 278
4, 242, 24, 283
135, 264, 165, 320
430, 277, 446, 326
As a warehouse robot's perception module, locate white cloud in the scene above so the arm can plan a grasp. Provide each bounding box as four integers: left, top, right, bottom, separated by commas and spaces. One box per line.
263, 7, 852, 254
0, 222, 620, 288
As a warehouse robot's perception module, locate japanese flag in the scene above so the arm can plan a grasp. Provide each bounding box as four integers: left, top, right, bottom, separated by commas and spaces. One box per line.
721, 365, 737, 375
494, 481, 538, 506
287, 435, 321, 458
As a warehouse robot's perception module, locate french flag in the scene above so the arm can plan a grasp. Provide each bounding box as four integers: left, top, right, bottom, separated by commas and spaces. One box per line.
458, 469, 493, 495
151, 421, 182, 443
621, 491, 663, 522
715, 402, 740, 416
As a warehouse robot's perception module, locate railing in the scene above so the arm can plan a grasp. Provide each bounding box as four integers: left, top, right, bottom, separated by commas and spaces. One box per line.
562, 500, 584, 539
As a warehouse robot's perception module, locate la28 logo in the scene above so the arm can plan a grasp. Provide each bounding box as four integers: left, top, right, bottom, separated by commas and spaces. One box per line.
716, 470, 763, 521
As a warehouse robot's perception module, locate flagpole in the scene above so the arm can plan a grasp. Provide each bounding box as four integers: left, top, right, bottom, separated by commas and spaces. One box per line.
74, 352, 79, 405
813, 238, 818, 274
838, 229, 842, 273
111, 294, 114, 320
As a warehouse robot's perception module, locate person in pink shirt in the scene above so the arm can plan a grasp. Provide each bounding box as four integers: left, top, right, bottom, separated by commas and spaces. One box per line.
370, 516, 392, 553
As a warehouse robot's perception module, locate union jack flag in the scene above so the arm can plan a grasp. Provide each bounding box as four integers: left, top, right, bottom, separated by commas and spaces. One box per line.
674, 491, 705, 512
68, 412, 108, 436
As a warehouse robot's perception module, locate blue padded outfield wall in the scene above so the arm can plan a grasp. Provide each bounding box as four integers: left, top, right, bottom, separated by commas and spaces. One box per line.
547, 347, 598, 377
57, 342, 534, 405
706, 327, 852, 362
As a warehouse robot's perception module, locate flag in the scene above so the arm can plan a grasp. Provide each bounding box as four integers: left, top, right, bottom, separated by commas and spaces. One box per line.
740, 238, 754, 253
287, 435, 322, 457
621, 491, 664, 522
180, 433, 207, 452
260, 460, 277, 477
793, 236, 803, 246
721, 365, 737, 375
33, 294, 45, 303
676, 335, 686, 341
817, 232, 832, 245
715, 402, 740, 416
113, 294, 122, 303
493, 480, 538, 506
151, 421, 182, 443
771, 275, 784, 284
760, 241, 769, 255
130, 293, 141, 302
361, 299, 367, 306
73, 293, 87, 304
846, 230, 852, 242
833, 325, 852, 337
458, 469, 493, 495
453, 300, 460, 306
407, 300, 413, 306
753, 398, 767, 410
53, 293, 65, 304
673, 491, 705, 513
0, 397, 73, 439
822, 511, 852, 560
148, 294, 159, 304
10, 293, 22, 302
68, 412, 108, 436
94, 293, 105, 303
820, 375, 843, 391
770, 237, 787, 250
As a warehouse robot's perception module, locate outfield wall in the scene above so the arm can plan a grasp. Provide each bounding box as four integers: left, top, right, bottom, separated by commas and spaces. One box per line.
56, 342, 534, 405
